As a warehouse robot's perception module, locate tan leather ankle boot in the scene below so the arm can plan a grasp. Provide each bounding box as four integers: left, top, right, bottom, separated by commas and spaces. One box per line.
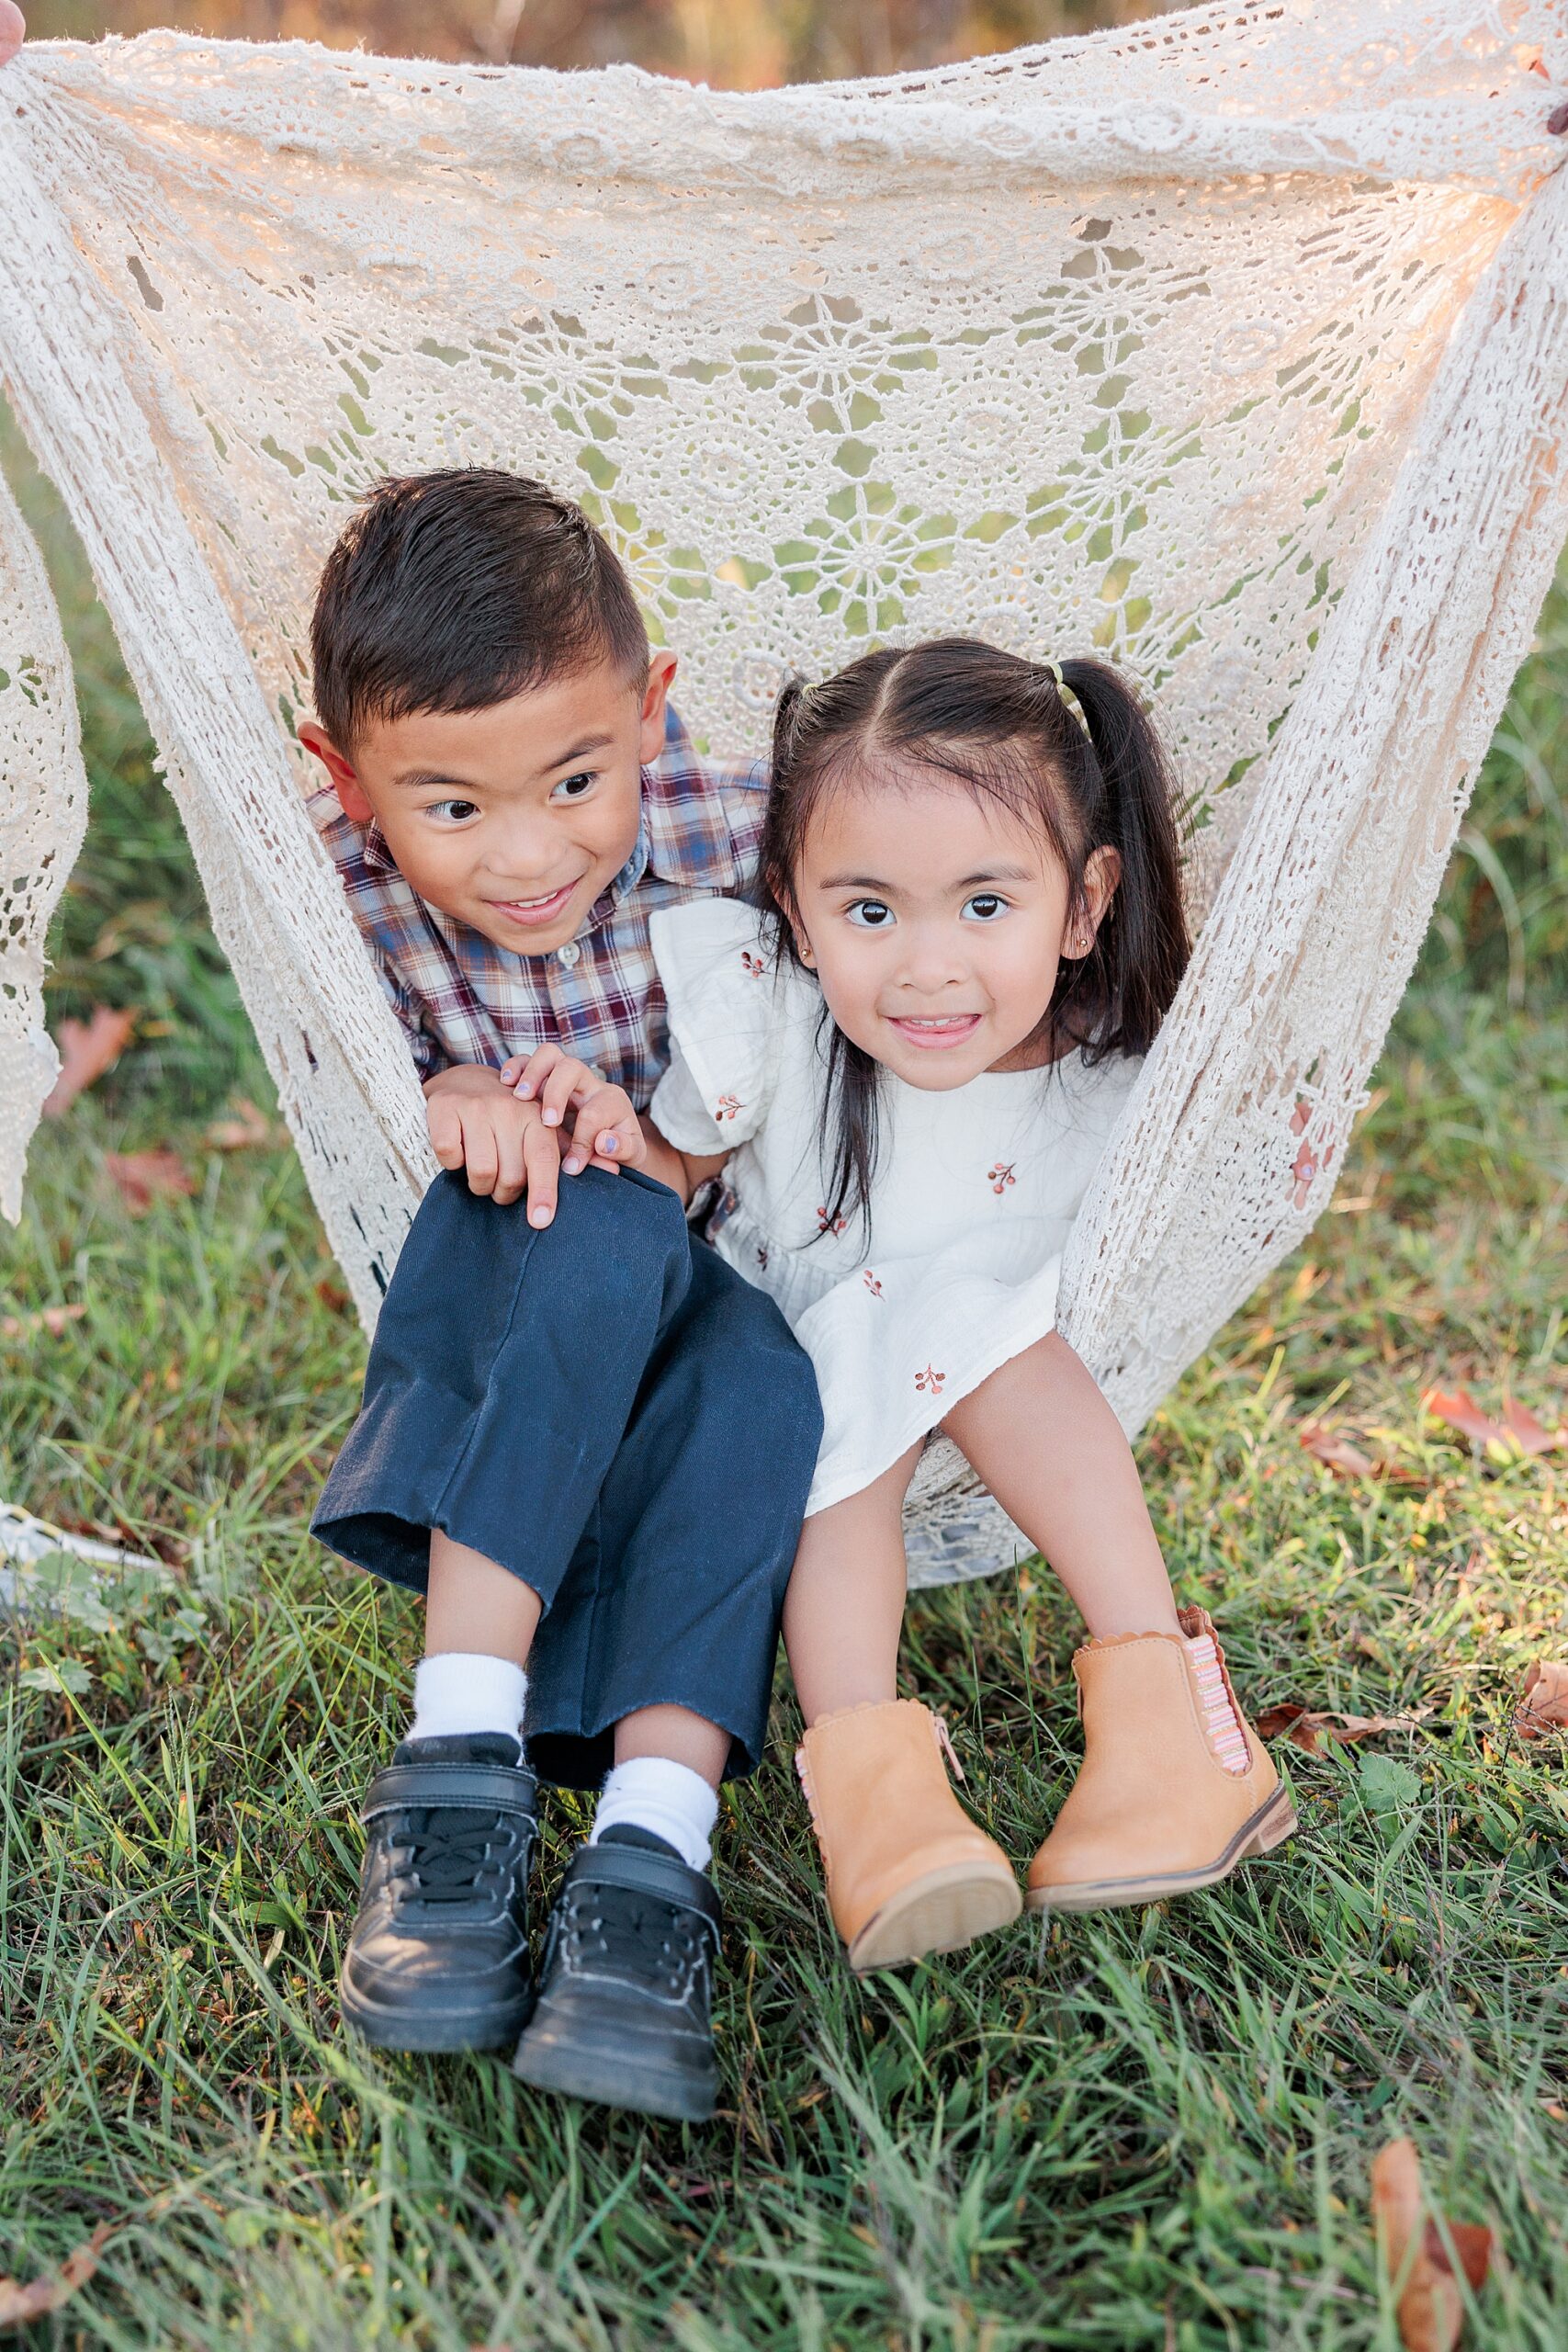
1027, 1606, 1295, 1913
796, 1700, 1021, 1973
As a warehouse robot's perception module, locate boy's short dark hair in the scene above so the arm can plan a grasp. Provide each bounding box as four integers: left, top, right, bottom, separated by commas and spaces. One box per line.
310, 469, 649, 749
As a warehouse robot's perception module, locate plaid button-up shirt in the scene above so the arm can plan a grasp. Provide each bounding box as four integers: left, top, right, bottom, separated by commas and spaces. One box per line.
308, 705, 767, 1110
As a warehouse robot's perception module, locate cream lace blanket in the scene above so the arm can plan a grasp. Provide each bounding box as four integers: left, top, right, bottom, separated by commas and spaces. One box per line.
2, 2, 1565, 1580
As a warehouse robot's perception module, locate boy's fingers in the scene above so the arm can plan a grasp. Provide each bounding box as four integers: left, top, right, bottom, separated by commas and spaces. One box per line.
491, 1117, 527, 1207
460, 1108, 501, 1194
426, 1100, 466, 1170
524, 1118, 561, 1227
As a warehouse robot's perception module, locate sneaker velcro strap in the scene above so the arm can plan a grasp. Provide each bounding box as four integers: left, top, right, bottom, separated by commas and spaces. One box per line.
564, 1842, 723, 1939
362, 1760, 539, 1825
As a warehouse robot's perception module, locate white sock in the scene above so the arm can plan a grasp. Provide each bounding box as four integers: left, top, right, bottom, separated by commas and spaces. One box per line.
590, 1758, 719, 1872
408, 1652, 528, 1747
1185, 1634, 1249, 1774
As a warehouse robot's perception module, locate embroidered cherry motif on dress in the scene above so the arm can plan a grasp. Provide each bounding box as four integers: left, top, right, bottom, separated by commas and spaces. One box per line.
914, 1365, 946, 1395
716, 1093, 741, 1122
740, 950, 765, 977
756, 1243, 770, 1271
863, 1270, 883, 1297
816, 1205, 848, 1237
987, 1161, 1017, 1196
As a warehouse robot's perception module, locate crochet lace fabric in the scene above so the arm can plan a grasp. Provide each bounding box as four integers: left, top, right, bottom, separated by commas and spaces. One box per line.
2, 2, 1566, 1579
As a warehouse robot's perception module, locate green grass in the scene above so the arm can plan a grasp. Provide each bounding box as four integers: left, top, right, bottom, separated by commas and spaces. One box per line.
2, 417, 1567, 2346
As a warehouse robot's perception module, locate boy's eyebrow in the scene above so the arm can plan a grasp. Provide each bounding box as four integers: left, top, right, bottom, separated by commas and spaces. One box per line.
387, 732, 618, 793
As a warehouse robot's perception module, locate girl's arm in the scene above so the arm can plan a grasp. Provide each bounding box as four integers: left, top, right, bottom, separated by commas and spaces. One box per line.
641, 1127, 730, 1204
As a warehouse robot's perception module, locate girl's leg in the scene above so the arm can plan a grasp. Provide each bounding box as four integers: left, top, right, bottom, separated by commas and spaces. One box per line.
941, 1331, 1181, 1639
784, 1444, 1021, 1971
782, 1443, 922, 1724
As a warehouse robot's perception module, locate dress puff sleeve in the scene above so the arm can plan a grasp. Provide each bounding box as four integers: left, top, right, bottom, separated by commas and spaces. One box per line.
648, 898, 791, 1155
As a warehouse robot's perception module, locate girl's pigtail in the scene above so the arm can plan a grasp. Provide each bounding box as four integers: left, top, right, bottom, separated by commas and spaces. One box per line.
1055, 657, 1190, 1057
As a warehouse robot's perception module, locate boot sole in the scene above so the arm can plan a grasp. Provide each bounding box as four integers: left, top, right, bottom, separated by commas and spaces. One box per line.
512, 2032, 716, 2124
341, 1979, 534, 2055
1025, 1785, 1299, 1915
848, 1860, 1023, 1974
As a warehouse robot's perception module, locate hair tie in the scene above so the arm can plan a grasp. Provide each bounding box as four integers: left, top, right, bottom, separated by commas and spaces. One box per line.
1043, 658, 1094, 742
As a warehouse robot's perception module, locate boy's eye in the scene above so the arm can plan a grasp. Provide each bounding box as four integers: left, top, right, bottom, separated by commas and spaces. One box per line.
844, 899, 895, 930
962, 892, 1009, 922
550, 771, 597, 802
425, 798, 480, 824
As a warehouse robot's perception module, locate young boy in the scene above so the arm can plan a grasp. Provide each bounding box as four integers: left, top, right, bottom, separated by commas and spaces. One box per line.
299, 469, 822, 2124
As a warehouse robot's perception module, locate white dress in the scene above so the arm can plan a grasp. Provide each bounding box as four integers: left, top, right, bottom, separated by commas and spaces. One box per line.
649, 898, 1144, 1518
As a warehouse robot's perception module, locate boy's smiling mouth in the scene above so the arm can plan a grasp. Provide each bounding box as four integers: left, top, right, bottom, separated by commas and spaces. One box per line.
486, 880, 582, 930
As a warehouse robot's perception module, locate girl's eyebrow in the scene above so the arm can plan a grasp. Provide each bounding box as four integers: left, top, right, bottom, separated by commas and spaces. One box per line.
819, 865, 1037, 892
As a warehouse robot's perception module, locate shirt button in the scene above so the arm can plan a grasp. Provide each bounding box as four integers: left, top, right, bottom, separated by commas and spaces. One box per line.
557, 941, 581, 968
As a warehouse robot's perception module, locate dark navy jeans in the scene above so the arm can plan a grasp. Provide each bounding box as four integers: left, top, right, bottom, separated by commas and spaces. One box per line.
312, 1167, 822, 1788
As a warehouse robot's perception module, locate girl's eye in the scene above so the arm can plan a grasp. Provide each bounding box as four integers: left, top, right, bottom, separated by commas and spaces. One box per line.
844, 899, 896, 930
551, 771, 596, 802
962, 892, 1010, 922
426, 798, 480, 824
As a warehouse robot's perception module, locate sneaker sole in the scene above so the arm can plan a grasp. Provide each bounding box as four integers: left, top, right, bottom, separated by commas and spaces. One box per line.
848, 1860, 1023, 1974
512, 2032, 716, 2125
340, 1980, 534, 2055
1024, 1785, 1299, 1915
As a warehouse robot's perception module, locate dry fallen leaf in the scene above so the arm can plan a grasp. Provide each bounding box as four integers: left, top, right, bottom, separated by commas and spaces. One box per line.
1300, 1421, 1378, 1477
0, 2224, 111, 2330
204, 1097, 278, 1151
1514, 1659, 1568, 1741
1498, 1396, 1563, 1459
1371, 2137, 1493, 2352
41, 1007, 137, 1117
1, 1304, 86, 1340
314, 1277, 351, 1314
1256, 1702, 1430, 1757
103, 1148, 196, 1216
1422, 1386, 1564, 1460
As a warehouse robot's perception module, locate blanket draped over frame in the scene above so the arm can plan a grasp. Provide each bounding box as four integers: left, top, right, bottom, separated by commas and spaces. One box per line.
2, 0, 1565, 1580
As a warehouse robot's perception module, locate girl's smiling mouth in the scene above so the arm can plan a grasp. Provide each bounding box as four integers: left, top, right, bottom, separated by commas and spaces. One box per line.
885, 1013, 984, 1049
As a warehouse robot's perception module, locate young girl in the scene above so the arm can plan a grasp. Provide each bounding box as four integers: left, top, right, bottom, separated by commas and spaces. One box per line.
513, 638, 1293, 1973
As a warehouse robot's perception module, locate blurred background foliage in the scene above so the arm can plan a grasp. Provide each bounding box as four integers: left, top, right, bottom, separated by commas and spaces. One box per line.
22, 0, 1179, 84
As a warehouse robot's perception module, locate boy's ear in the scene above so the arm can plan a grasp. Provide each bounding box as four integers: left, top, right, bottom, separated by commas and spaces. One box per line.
298, 719, 375, 825
637, 650, 679, 767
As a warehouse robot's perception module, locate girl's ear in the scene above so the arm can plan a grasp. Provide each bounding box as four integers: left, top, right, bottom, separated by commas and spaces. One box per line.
784, 899, 817, 969
298, 719, 374, 825
1068, 845, 1122, 956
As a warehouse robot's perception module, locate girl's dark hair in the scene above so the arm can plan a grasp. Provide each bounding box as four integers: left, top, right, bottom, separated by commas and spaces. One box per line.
758, 636, 1190, 1240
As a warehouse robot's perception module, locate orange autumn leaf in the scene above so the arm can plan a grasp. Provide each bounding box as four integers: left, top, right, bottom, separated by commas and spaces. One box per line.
1371, 2138, 1494, 2352
0, 1304, 86, 1340
0, 2224, 111, 2331
1514, 1659, 1568, 1741
103, 1148, 196, 1216
1422, 1386, 1564, 1459
1300, 1421, 1378, 1477
41, 1006, 137, 1116
1498, 1396, 1564, 1458
1256, 1702, 1429, 1757
204, 1097, 278, 1151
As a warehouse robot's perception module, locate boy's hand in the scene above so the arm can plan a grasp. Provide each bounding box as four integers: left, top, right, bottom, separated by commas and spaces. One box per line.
500, 1043, 647, 1178
423, 1063, 619, 1225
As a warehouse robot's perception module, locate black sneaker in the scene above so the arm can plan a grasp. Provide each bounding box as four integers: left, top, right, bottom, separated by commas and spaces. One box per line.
511, 1827, 722, 2123
340, 1733, 537, 2053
